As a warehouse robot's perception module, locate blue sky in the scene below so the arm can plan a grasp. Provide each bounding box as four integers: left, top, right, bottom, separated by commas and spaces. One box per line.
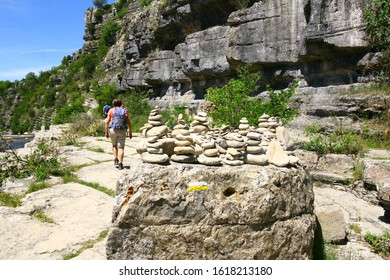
0, 0, 115, 81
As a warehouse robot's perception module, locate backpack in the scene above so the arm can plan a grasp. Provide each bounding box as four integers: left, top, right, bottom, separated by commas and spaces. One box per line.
110, 107, 127, 129
103, 105, 110, 116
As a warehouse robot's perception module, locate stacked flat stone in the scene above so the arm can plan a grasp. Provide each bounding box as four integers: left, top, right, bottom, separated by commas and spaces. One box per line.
141, 135, 170, 164
245, 131, 268, 165
197, 137, 222, 166
140, 107, 169, 164
171, 114, 189, 139
171, 114, 197, 163
238, 117, 250, 136
257, 114, 280, 152
267, 116, 279, 135
222, 133, 245, 166
190, 111, 209, 135
140, 106, 169, 139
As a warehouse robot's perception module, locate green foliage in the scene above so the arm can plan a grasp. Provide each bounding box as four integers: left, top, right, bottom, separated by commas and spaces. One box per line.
26, 181, 52, 194
119, 90, 152, 132
235, 0, 251, 9
33, 209, 55, 223
0, 191, 22, 208
205, 65, 297, 128
63, 229, 109, 260
364, 232, 390, 258
139, 0, 153, 7
98, 20, 120, 60
69, 53, 98, 80
302, 125, 390, 155
93, 9, 104, 22
67, 113, 106, 137
53, 101, 85, 125
161, 105, 192, 129
353, 161, 364, 181
301, 129, 365, 155
349, 223, 362, 234
115, 0, 131, 18
364, 0, 390, 51
264, 81, 298, 124
205, 65, 261, 127
93, 0, 107, 8
304, 125, 325, 135
364, 0, 390, 84
0, 141, 66, 187
93, 82, 119, 109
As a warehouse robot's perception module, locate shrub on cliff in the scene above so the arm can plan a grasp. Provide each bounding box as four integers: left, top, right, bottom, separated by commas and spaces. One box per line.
93, 0, 107, 8
364, 0, 390, 84
205, 65, 297, 128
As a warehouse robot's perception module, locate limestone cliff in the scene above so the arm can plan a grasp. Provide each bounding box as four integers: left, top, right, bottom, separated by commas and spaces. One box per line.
82, 0, 373, 101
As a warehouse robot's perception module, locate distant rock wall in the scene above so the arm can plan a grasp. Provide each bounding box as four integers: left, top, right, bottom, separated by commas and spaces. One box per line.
106, 161, 316, 260
82, 0, 373, 102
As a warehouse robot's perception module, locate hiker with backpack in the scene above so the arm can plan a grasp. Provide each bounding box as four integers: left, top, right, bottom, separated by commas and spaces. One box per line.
105, 98, 133, 170
103, 104, 111, 119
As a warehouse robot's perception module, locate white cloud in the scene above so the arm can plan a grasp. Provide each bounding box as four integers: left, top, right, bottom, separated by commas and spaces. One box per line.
0, 66, 53, 81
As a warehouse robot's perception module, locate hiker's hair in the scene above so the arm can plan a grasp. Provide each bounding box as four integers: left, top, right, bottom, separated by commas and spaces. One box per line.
112, 98, 122, 107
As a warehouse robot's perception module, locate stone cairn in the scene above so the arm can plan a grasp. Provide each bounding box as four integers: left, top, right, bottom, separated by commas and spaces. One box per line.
171, 114, 197, 163
197, 137, 222, 166
222, 133, 245, 166
238, 117, 250, 136
137, 107, 300, 167
245, 131, 268, 165
190, 111, 209, 135
139, 106, 170, 164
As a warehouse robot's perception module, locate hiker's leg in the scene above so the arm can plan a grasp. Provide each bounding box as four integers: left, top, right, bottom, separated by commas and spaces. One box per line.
118, 147, 124, 163
109, 128, 119, 161
113, 145, 118, 159
117, 130, 127, 163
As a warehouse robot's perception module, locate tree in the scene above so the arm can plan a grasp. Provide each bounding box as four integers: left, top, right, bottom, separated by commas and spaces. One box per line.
93, 0, 107, 8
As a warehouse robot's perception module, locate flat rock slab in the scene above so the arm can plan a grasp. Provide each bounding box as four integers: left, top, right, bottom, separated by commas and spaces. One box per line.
314, 187, 390, 236
61, 147, 113, 166
76, 161, 134, 191
0, 183, 112, 260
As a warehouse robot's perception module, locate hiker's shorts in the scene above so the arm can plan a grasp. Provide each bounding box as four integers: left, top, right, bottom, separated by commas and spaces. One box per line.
109, 128, 127, 148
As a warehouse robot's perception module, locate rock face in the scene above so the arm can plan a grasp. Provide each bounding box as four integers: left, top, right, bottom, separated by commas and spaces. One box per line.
107, 160, 316, 260
80, 0, 373, 103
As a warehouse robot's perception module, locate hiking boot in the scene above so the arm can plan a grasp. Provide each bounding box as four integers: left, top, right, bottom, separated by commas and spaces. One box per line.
118, 163, 124, 170
114, 158, 119, 166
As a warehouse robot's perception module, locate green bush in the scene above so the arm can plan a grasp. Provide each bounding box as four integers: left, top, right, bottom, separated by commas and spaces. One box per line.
301, 129, 365, 155
120, 90, 152, 132
365, 232, 390, 258
161, 105, 192, 129
93, 9, 104, 22
139, 0, 153, 7
93, 0, 107, 8
205, 65, 261, 127
364, 0, 390, 84
0, 142, 66, 187
98, 20, 120, 60
53, 101, 85, 125
67, 113, 105, 137
205, 65, 297, 128
0, 191, 22, 208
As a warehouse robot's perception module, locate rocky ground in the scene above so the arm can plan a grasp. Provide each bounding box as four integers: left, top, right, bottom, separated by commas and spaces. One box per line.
1, 131, 389, 260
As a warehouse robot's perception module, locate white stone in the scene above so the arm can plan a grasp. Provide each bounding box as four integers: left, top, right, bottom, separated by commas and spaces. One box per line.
246, 146, 263, 154
174, 146, 195, 155
204, 148, 219, 157
266, 140, 290, 167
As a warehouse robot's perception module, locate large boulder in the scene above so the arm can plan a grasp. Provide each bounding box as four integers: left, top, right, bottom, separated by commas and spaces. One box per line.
107, 160, 316, 260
